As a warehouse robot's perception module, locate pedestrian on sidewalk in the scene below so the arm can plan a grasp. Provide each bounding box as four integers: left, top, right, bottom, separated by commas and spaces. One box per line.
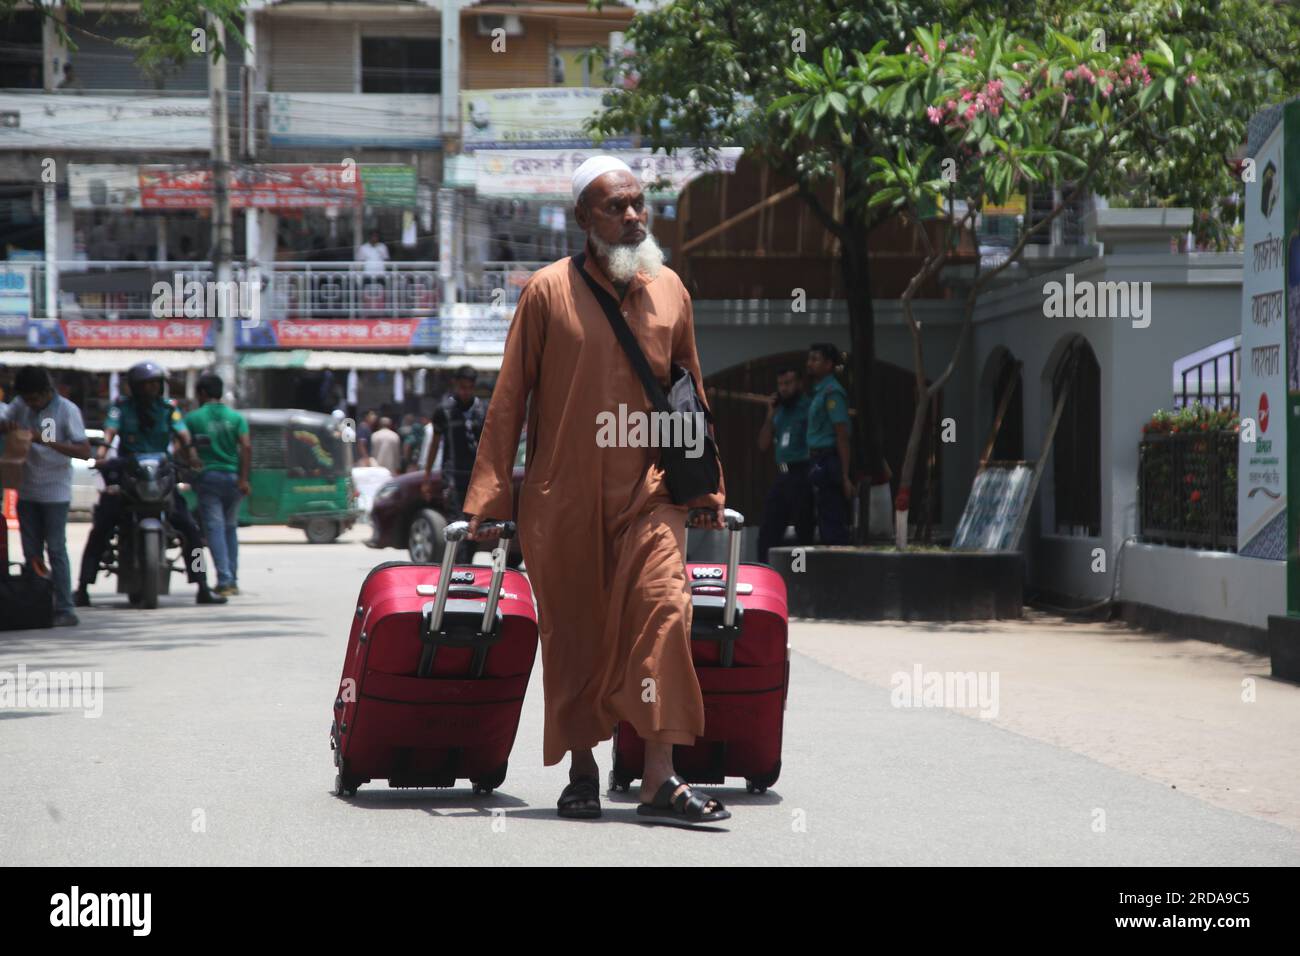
0, 367, 91, 626
369, 416, 402, 474
184, 373, 250, 597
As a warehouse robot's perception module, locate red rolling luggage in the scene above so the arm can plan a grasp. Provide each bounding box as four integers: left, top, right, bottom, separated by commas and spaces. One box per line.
329, 520, 538, 796
610, 511, 789, 794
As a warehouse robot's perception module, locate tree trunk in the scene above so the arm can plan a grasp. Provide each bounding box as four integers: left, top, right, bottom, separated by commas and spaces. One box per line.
839, 206, 881, 543
895, 393, 929, 547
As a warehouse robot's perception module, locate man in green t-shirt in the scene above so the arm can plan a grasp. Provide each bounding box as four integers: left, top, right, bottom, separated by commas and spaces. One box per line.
184, 374, 251, 596
756, 366, 814, 564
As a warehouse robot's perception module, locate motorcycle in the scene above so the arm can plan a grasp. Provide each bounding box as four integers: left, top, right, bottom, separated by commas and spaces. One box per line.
93, 451, 186, 609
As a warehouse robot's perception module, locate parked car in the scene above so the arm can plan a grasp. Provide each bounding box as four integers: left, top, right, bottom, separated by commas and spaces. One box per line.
367, 437, 526, 564
69, 429, 105, 516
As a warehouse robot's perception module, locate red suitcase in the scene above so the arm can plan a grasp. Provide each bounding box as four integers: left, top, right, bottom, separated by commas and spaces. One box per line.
610, 511, 789, 794
329, 520, 538, 796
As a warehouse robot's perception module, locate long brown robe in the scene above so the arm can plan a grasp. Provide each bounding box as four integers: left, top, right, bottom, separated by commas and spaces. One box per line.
462, 241, 725, 766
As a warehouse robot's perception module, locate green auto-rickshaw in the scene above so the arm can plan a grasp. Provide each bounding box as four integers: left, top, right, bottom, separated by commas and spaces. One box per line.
183, 408, 359, 543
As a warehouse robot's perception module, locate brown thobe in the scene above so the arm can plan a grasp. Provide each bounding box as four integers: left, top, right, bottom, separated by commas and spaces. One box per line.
462, 241, 725, 766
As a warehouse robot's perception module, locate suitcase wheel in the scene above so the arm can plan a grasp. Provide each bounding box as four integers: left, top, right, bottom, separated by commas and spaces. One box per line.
608, 768, 635, 793
471, 761, 508, 796
745, 761, 781, 795
333, 761, 362, 797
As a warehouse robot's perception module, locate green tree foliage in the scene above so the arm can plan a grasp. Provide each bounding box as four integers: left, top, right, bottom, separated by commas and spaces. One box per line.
594, 0, 1297, 540
2, 0, 245, 75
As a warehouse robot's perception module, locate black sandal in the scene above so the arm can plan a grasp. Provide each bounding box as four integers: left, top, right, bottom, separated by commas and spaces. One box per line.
637, 774, 731, 827
557, 775, 602, 819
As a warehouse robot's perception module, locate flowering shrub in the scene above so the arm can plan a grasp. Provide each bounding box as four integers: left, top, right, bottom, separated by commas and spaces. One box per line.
1142, 403, 1240, 435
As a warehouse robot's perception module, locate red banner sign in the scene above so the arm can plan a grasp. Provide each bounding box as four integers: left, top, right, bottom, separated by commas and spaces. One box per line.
61, 319, 212, 348
269, 319, 421, 349
138, 164, 364, 209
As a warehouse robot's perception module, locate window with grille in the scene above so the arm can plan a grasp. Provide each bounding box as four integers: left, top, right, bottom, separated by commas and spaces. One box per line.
1026, 184, 1088, 245
361, 38, 440, 94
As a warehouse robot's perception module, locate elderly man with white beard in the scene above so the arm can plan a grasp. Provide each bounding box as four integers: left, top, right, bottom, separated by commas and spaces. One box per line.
460, 156, 732, 827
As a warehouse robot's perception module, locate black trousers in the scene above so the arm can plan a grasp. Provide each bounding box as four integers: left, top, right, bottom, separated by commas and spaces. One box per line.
443, 471, 476, 563
757, 464, 815, 565
809, 448, 852, 545
79, 493, 208, 588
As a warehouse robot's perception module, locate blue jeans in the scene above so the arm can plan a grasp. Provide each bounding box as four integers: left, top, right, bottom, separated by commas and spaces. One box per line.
195, 471, 242, 587
17, 499, 73, 613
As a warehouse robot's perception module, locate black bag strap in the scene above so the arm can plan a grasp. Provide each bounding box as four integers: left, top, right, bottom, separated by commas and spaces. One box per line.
573, 252, 672, 416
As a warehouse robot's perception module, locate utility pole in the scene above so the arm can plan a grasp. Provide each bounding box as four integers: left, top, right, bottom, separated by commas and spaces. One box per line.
209, 14, 237, 403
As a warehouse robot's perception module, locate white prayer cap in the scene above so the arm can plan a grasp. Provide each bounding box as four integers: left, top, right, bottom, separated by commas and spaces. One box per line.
571, 155, 634, 203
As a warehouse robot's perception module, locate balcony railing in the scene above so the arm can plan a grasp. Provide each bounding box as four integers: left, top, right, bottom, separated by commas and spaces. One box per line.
1138, 431, 1238, 551
266, 261, 441, 319
19, 257, 553, 325
463, 261, 550, 305
31, 260, 446, 322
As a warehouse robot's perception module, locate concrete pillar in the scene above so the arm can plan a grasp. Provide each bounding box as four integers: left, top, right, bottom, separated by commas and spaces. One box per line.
43, 183, 58, 320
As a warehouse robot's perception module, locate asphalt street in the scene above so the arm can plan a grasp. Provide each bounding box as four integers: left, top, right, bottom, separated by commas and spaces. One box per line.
3, 524, 1300, 866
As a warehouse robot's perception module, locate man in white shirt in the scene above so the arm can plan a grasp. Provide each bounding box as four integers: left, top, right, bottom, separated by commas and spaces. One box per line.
357, 230, 390, 276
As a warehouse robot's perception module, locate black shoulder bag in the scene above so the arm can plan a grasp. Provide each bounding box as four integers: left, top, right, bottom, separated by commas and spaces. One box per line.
573, 252, 721, 504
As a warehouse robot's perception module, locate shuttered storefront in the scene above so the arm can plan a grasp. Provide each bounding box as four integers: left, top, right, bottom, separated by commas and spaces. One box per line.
461, 17, 553, 89
266, 18, 357, 93
67, 14, 222, 91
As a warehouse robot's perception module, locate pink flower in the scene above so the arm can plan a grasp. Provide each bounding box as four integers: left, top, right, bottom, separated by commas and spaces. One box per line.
964, 105, 977, 119
1187, 73, 1199, 85
938, 39, 947, 51
962, 89, 974, 101
1064, 69, 1075, 81
927, 106, 943, 124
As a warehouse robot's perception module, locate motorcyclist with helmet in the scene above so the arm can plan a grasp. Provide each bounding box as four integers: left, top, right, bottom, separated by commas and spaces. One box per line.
74, 361, 227, 606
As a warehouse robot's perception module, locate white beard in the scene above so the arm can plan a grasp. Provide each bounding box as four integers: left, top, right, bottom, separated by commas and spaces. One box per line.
589, 232, 664, 283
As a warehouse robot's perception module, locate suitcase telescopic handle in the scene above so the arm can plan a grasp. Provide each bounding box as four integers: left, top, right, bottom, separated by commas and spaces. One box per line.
722, 509, 744, 627
430, 520, 516, 633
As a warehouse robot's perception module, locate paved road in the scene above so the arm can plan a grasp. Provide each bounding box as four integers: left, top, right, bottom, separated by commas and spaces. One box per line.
4, 525, 1300, 865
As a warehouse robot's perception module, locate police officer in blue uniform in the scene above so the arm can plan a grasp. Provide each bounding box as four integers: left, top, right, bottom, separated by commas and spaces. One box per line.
805, 343, 855, 545
756, 366, 815, 564
75, 362, 225, 606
